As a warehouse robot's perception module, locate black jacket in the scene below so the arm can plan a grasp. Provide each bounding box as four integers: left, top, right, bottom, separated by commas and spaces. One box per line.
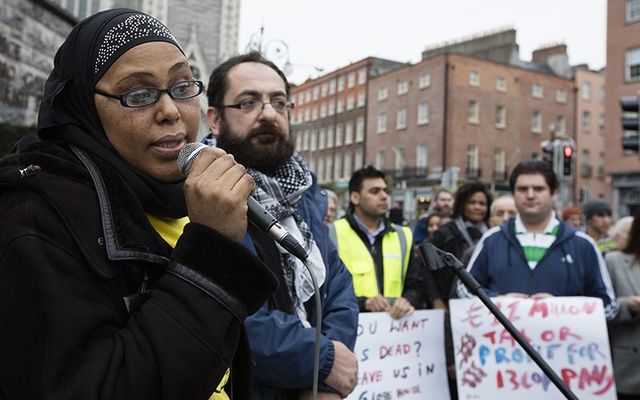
0, 136, 278, 400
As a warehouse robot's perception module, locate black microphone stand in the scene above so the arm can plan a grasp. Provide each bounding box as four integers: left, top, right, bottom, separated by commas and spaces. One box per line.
419, 243, 579, 400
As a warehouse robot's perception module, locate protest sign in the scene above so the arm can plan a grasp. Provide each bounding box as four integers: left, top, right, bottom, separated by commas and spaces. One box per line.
450, 296, 615, 400
346, 309, 450, 400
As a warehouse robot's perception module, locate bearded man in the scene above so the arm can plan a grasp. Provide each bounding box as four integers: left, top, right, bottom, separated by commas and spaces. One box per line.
206, 52, 358, 400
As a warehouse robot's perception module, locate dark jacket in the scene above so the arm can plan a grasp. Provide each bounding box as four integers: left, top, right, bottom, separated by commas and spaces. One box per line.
429, 220, 482, 303
242, 177, 359, 400
337, 211, 436, 310
0, 136, 277, 400
458, 218, 617, 320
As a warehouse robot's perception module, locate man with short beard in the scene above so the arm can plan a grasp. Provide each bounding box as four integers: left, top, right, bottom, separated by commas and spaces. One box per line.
206, 52, 358, 400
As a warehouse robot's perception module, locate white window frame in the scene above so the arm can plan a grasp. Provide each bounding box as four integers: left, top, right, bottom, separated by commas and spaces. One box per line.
358, 67, 367, 85
396, 107, 407, 130
355, 117, 365, 142
344, 121, 354, 145
418, 72, 431, 89
357, 91, 366, 108
532, 83, 544, 99
335, 124, 343, 146
555, 89, 567, 103
496, 76, 507, 92
376, 150, 385, 171
417, 101, 429, 125
469, 71, 480, 86
531, 111, 542, 133
468, 100, 479, 124
581, 82, 591, 101
625, 47, 640, 82
627, 0, 640, 23
378, 86, 388, 101
347, 71, 356, 89
397, 80, 408, 95
377, 112, 388, 133
495, 105, 506, 128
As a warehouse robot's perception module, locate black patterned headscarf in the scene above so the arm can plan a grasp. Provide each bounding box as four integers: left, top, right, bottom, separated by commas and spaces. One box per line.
38, 8, 188, 217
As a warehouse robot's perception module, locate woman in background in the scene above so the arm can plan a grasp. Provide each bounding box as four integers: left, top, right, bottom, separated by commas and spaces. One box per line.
605, 212, 640, 400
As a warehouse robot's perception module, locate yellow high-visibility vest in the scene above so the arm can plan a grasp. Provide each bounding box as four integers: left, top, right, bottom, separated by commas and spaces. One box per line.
330, 218, 411, 298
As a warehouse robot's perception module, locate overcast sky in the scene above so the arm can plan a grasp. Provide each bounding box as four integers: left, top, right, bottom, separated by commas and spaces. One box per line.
238, 0, 607, 84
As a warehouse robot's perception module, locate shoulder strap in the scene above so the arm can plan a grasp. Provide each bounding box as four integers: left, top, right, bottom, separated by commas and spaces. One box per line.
391, 223, 408, 283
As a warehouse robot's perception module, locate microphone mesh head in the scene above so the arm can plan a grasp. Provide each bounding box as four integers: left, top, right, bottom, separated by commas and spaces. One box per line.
177, 142, 207, 177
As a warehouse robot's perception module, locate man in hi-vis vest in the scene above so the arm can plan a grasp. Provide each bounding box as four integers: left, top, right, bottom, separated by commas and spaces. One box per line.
329, 166, 426, 319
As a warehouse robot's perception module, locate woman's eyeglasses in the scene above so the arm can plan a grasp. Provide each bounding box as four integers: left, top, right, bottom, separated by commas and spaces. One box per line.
94, 80, 204, 108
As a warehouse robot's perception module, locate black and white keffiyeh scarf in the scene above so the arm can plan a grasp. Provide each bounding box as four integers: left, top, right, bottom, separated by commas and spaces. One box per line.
249, 153, 326, 324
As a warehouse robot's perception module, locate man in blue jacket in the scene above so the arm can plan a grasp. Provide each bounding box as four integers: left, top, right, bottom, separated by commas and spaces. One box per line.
458, 161, 617, 320
206, 52, 359, 399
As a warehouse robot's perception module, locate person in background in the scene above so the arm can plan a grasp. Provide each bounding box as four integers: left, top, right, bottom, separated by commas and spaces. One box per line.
323, 189, 339, 224
430, 182, 492, 303
206, 52, 358, 400
458, 161, 617, 321
605, 212, 640, 400
611, 216, 634, 251
0, 9, 278, 399
584, 199, 615, 253
425, 211, 451, 241
329, 166, 429, 318
388, 200, 405, 225
488, 195, 518, 227
561, 205, 582, 230
413, 189, 454, 245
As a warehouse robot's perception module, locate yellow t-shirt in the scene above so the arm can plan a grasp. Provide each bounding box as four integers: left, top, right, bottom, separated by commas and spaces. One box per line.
145, 214, 230, 400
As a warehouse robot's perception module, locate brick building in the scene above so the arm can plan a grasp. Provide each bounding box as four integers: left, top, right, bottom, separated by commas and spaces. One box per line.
605, 0, 640, 217
290, 57, 405, 189
573, 66, 608, 204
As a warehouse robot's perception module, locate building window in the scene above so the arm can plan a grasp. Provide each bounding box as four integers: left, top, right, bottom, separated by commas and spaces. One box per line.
582, 111, 591, 132
469, 71, 480, 86
344, 121, 354, 145
598, 152, 605, 178
310, 130, 317, 151
334, 153, 342, 180
311, 106, 318, 121
531, 111, 542, 133
335, 124, 343, 146
318, 128, 326, 150
357, 91, 366, 107
377, 112, 387, 133
417, 101, 430, 125
347, 71, 356, 89
625, 47, 640, 82
532, 83, 544, 99
395, 148, 405, 172
344, 152, 352, 178
329, 79, 336, 95
581, 82, 591, 101
297, 93, 305, 106
295, 130, 302, 151
378, 86, 388, 101
336, 99, 344, 114
494, 148, 506, 180
355, 148, 363, 170
495, 105, 506, 128
468, 100, 479, 124
419, 72, 431, 89
337, 76, 345, 92
397, 107, 407, 130
555, 89, 567, 103
416, 144, 428, 174
397, 80, 409, 95
328, 100, 335, 116
581, 149, 592, 177
355, 117, 365, 142
305, 89, 312, 103
599, 114, 605, 135
312, 86, 320, 101
326, 126, 334, 148
346, 95, 355, 110
555, 115, 566, 135
302, 129, 310, 151
321, 82, 328, 97
376, 150, 385, 170
317, 157, 325, 182
326, 156, 333, 181
496, 76, 507, 92
358, 67, 367, 85
627, 0, 640, 23
466, 145, 479, 177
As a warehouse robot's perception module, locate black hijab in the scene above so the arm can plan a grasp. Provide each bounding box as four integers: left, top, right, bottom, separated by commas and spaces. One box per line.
38, 8, 188, 218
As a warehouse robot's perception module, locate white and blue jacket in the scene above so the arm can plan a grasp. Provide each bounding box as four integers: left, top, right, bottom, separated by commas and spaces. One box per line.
457, 218, 618, 320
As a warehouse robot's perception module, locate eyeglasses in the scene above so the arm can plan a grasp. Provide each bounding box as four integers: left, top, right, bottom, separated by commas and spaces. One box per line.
219, 96, 294, 114
94, 80, 204, 108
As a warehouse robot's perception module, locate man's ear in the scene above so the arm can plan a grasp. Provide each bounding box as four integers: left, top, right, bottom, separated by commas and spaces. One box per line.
206, 107, 222, 139
350, 191, 360, 207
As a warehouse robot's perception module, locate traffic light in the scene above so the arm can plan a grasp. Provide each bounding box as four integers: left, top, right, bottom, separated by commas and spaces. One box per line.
540, 140, 555, 169
620, 95, 640, 152
562, 144, 573, 177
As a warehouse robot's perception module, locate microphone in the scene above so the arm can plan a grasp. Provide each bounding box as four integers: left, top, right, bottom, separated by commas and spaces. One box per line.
177, 142, 308, 261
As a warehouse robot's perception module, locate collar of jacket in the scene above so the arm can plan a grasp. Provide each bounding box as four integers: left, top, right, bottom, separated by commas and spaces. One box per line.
344, 210, 395, 240
0, 136, 171, 279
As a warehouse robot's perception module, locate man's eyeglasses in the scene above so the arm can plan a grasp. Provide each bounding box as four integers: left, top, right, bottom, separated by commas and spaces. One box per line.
94, 80, 204, 108
219, 96, 294, 114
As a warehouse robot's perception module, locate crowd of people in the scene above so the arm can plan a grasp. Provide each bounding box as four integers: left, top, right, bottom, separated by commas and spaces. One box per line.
0, 7, 638, 400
